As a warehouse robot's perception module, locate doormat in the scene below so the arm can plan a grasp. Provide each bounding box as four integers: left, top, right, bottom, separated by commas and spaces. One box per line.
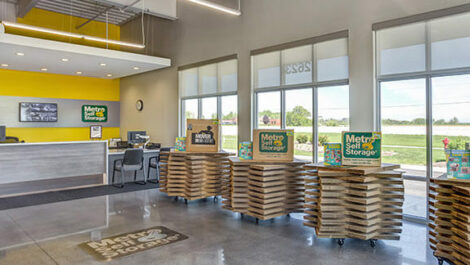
80, 226, 188, 261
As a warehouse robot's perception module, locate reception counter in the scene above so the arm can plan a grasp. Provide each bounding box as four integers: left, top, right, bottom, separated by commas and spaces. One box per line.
0, 141, 108, 197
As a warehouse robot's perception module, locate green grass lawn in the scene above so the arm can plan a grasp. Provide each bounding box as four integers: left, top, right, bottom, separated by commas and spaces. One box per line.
222, 132, 469, 165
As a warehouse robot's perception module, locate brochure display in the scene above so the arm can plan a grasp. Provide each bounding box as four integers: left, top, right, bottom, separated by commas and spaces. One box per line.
186, 119, 220, 153
175, 137, 186, 152
303, 163, 403, 247
429, 177, 470, 265
342, 132, 382, 167
238, 142, 253, 160
253, 129, 294, 162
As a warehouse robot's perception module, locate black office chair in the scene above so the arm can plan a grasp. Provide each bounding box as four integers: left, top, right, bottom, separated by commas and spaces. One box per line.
147, 147, 173, 184
112, 149, 146, 188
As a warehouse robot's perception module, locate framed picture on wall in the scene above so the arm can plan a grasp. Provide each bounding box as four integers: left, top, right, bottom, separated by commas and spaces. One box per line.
90, 125, 103, 139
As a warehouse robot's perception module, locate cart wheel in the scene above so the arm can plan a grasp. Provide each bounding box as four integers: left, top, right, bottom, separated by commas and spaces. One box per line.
369, 239, 377, 248
437, 257, 444, 265
213, 196, 218, 202
240, 213, 244, 219
184, 199, 188, 205
337, 238, 345, 246
174, 196, 178, 201
255, 218, 259, 225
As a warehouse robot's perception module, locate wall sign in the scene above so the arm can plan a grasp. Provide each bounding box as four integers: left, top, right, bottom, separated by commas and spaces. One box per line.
82, 105, 108, 122
342, 131, 382, 166
90, 125, 102, 139
186, 119, 220, 152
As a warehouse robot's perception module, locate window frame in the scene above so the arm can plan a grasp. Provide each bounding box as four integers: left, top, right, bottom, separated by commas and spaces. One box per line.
252, 35, 350, 163
375, 13, 470, 223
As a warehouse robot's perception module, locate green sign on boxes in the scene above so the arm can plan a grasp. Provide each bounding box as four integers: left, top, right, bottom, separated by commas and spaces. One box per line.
82, 105, 108, 122
342, 131, 382, 166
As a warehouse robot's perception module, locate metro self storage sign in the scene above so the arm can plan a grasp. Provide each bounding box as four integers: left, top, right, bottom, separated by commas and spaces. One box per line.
342, 132, 382, 166
82, 105, 108, 122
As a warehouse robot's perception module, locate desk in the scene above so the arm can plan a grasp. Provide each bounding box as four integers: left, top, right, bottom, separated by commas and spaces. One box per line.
107, 149, 160, 184
0, 141, 108, 197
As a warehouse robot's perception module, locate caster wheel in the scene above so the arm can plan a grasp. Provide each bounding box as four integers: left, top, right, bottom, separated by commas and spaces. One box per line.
370, 239, 377, 248
213, 196, 218, 202
174, 196, 178, 201
255, 218, 259, 225
184, 199, 188, 205
240, 213, 244, 219
337, 238, 345, 246
437, 257, 444, 265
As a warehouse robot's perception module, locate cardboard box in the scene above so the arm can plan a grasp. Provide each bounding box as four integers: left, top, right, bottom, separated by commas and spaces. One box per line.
324, 143, 342, 166
342, 131, 382, 166
238, 142, 253, 160
186, 119, 220, 152
253, 129, 294, 162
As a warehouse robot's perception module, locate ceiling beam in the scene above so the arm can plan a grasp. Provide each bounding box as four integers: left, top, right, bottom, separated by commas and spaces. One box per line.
17, 0, 39, 18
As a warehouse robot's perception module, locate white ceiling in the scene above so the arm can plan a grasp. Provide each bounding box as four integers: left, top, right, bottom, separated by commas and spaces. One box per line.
0, 30, 171, 79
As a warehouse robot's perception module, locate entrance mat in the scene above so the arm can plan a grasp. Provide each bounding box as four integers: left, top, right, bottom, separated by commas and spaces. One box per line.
0, 183, 158, 211
80, 226, 188, 260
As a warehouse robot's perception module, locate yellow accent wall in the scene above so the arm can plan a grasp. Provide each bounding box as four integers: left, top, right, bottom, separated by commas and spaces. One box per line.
0, 69, 121, 143
7, 8, 121, 50
6, 127, 121, 143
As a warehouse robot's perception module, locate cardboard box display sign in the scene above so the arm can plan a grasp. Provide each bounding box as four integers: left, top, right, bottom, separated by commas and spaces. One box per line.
186, 119, 220, 152
253, 129, 294, 161
342, 131, 382, 166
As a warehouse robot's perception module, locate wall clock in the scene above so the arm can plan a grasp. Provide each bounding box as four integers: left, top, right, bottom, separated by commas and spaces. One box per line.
136, 99, 144, 111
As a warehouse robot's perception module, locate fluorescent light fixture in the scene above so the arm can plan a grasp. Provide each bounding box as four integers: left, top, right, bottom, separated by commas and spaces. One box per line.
100, 63, 106, 66
133, 66, 140, 70
61, 58, 69, 62
16, 52, 24, 56
188, 0, 241, 16
41, 68, 48, 71
2, 21, 146, 49
1, 64, 8, 67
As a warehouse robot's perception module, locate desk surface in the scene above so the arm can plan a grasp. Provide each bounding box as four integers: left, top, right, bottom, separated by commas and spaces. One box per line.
108, 148, 160, 155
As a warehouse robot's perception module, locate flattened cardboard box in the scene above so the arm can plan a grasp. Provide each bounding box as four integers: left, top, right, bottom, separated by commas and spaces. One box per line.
186, 119, 220, 152
253, 129, 294, 162
342, 131, 382, 166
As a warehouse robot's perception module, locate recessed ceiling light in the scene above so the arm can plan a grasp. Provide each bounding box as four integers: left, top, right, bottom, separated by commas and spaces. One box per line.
1, 64, 8, 67
107, 74, 113, 77
16, 52, 24, 56
133, 67, 140, 70
100, 63, 106, 66
41, 68, 48, 71
61, 58, 69, 62
76, 71, 82, 75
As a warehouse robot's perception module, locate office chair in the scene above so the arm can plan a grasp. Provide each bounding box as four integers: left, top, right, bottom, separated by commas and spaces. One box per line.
147, 147, 173, 184
112, 149, 146, 188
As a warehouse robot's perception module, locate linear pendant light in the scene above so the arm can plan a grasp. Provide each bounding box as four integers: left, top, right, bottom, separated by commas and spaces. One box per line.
188, 0, 241, 16
1, 21, 145, 49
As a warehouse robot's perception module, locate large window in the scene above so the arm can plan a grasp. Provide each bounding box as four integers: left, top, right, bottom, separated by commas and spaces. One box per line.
179, 57, 238, 152
252, 34, 349, 161
375, 12, 470, 220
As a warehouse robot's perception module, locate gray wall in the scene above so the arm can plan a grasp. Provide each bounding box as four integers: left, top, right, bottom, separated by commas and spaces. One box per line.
0, 96, 120, 128
120, 0, 470, 146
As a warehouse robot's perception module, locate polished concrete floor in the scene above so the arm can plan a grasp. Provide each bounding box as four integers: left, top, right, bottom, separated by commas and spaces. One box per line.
0, 189, 437, 265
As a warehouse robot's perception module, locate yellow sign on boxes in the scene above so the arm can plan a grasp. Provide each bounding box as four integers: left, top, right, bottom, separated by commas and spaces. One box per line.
253, 129, 294, 162
185, 119, 221, 152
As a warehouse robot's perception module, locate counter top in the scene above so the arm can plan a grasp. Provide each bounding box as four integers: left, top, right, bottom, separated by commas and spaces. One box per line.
108, 148, 160, 155
0, 140, 107, 147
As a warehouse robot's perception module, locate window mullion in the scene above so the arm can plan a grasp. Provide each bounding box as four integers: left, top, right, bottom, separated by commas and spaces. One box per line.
312, 86, 319, 163
281, 90, 286, 129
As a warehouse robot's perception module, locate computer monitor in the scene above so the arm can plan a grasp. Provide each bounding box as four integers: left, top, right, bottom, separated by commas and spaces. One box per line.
128, 131, 146, 144
0, 126, 5, 142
